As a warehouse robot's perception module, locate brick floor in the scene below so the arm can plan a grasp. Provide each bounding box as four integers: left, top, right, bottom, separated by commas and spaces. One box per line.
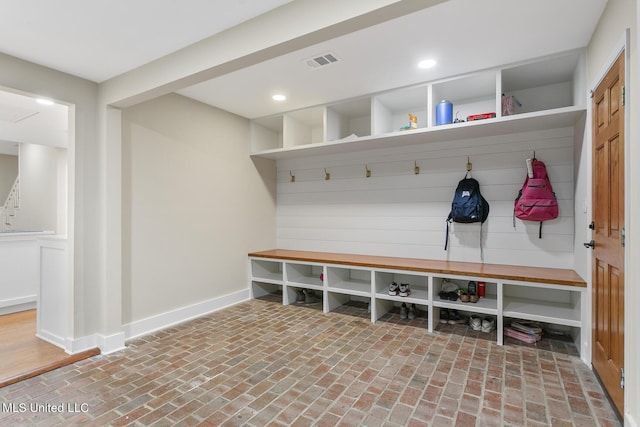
0, 297, 621, 426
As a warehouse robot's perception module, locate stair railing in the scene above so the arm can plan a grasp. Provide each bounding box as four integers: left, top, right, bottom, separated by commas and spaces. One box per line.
2, 176, 20, 231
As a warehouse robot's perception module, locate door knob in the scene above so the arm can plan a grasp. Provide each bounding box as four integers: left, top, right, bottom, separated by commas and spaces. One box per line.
584, 240, 595, 249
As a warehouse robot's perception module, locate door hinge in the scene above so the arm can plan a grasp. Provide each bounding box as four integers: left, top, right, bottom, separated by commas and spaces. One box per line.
621, 368, 625, 389
621, 86, 625, 106
621, 227, 626, 247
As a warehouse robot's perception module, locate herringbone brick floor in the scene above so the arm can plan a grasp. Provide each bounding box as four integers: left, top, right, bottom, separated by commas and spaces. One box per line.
0, 297, 621, 426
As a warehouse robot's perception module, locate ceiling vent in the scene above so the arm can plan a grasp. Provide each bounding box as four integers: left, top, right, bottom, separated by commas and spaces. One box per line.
305, 52, 339, 69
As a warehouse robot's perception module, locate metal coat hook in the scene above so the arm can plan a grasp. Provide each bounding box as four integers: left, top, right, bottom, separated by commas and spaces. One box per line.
466, 156, 472, 172
532, 151, 537, 161
324, 168, 331, 180
289, 171, 295, 183
414, 161, 420, 175
365, 165, 371, 178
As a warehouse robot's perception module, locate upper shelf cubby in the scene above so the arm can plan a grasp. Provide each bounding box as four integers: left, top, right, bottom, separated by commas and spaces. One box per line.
250, 49, 586, 159
431, 71, 497, 125
501, 51, 585, 116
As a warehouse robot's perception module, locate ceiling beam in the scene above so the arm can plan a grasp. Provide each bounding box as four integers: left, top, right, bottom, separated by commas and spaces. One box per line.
99, 0, 447, 108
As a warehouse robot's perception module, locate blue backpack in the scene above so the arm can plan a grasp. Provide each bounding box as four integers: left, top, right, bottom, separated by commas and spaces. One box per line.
445, 176, 490, 251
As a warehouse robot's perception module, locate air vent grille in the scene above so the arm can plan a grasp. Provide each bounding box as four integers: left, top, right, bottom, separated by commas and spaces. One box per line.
306, 52, 339, 69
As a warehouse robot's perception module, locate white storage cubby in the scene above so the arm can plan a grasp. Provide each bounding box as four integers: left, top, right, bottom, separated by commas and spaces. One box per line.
285, 262, 324, 290
326, 266, 371, 296
501, 51, 584, 116
372, 85, 428, 134
248, 253, 588, 360
502, 283, 581, 327
325, 97, 371, 141
250, 259, 283, 283
284, 106, 324, 148
432, 277, 499, 315
250, 116, 283, 152
249, 49, 586, 159
431, 71, 498, 125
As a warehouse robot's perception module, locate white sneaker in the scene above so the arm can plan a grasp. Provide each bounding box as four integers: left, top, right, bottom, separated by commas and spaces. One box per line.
469, 316, 482, 331
481, 317, 496, 333
398, 283, 410, 297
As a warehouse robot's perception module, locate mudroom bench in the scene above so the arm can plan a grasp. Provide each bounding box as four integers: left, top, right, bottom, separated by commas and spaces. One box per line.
248, 249, 588, 360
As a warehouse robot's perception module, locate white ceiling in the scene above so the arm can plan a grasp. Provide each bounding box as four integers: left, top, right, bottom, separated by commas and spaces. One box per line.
0, 0, 607, 145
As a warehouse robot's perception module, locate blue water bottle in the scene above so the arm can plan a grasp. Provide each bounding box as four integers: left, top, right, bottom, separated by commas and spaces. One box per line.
436, 100, 453, 125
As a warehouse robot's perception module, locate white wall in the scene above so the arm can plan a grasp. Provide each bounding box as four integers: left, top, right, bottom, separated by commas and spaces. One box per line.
0, 154, 18, 202
121, 94, 276, 328
276, 127, 577, 269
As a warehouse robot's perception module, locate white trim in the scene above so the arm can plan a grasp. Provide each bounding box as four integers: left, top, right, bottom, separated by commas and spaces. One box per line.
0, 298, 36, 315
98, 332, 127, 355
36, 329, 66, 350
122, 289, 250, 341
65, 334, 99, 355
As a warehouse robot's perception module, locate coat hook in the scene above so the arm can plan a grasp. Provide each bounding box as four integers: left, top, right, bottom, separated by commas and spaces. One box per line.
365, 165, 371, 178
532, 151, 537, 161
289, 171, 295, 183
466, 156, 472, 172
414, 161, 420, 175
324, 168, 331, 180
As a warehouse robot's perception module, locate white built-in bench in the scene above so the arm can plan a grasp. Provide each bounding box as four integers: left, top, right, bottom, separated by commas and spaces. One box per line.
248, 249, 588, 361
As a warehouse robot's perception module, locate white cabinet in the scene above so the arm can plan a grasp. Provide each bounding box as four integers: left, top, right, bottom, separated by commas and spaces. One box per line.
248, 251, 588, 360
249, 50, 585, 159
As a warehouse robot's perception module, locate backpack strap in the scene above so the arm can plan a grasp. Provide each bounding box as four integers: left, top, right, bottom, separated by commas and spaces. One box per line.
539, 221, 542, 239
444, 220, 450, 251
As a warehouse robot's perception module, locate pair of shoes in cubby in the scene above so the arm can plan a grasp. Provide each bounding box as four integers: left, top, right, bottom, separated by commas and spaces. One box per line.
400, 303, 418, 320
470, 315, 495, 332
440, 309, 467, 325
389, 282, 410, 297
295, 288, 321, 305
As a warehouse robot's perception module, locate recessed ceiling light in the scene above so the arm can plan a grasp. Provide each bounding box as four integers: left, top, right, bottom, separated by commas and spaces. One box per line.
418, 59, 437, 69
272, 94, 286, 101
36, 98, 54, 106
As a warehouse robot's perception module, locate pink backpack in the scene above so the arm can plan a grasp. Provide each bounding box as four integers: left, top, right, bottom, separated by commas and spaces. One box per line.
514, 160, 558, 238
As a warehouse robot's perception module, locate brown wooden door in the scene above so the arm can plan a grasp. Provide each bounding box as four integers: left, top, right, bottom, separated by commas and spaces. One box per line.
591, 51, 625, 416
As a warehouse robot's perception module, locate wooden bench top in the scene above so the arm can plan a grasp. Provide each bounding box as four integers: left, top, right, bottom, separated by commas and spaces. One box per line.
249, 249, 586, 288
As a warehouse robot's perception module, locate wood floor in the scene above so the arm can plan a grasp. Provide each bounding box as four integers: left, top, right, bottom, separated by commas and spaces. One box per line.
0, 309, 99, 387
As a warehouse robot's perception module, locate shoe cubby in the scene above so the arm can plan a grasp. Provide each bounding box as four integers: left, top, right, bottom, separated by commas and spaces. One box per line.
250, 259, 283, 284
325, 97, 371, 141
431, 71, 497, 125
372, 270, 429, 322
252, 281, 283, 300
502, 283, 581, 327
285, 262, 324, 289
372, 85, 428, 135
325, 266, 371, 296
432, 277, 498, 315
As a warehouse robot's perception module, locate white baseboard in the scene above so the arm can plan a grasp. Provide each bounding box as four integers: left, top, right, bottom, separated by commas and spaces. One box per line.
626, 413, 638, 427
36, 329, 66, 350
0, 296, 37, 315
123, 289, 250, 341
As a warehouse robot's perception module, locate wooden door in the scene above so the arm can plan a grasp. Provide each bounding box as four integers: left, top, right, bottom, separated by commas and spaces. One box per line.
591, 51, 625, 416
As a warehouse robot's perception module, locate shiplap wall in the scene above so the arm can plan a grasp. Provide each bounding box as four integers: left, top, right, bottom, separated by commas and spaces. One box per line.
275, 127, 576, 269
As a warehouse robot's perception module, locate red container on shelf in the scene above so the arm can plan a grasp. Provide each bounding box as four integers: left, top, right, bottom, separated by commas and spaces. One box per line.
478, 282, 486, 297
